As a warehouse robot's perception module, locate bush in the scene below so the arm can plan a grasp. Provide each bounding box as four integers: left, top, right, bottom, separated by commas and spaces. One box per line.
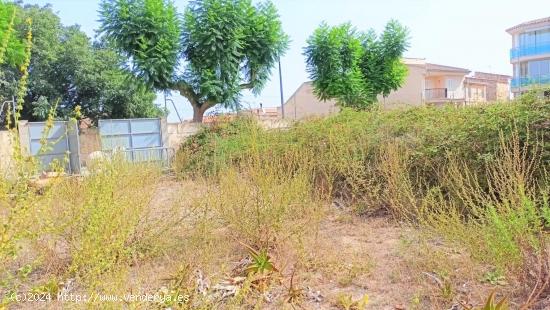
418, 133, 549, 272
198, 153, 323, 250
174, 98, 550, 301
175, 99, 550, 212
0, 158, 163, 305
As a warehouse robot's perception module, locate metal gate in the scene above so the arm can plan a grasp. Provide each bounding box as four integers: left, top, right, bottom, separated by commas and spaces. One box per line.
98, 118, 170, 164
28, 120, 81, 174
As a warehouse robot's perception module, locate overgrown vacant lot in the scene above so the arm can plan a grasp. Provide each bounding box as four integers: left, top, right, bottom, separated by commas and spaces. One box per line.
1, 97, 550, 309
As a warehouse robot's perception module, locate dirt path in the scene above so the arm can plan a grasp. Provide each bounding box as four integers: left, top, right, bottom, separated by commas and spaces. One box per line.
302, 212, 422, 309
139, 177, 499, 309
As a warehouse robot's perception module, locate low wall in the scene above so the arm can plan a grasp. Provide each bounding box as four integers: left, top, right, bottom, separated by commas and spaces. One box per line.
1, 118, 286, 174
260, 119, 292, 130
166, 122, 202, 151
79, 127, 101, 167
76, 121, 202, 166
0, 130, 14, 174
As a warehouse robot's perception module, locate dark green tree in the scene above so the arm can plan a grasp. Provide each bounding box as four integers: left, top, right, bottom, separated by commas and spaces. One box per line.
304, 20, 410, 108
0, 0, 24, 112
0, 0, 24, 67
1, 3, 162, 123
99, 0, 289, 122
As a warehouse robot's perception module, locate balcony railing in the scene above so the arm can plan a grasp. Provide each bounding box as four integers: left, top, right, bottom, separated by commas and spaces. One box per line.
425, 88, 448, 100
510, 42, 550, 60
511, 74, 550, 89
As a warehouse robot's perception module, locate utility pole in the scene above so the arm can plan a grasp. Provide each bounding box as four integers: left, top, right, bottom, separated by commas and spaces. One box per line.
163, 91, 168, 112
278, 59, 285, 119
164, 92, 182, 123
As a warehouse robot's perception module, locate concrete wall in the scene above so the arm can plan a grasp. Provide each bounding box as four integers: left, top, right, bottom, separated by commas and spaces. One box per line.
18, 121, 30, 156
496, 82, 511, 101
77, 120, 202, 166
0, 130, 13, 174
0, 119, 204, 173
279, 82, 340, 120
166, 122, 202, 151
468, 72, 511, 102
382, 63, 426, 107
282, 62, 430, 119
467, 84, 487, 102
79, 127, 101, 167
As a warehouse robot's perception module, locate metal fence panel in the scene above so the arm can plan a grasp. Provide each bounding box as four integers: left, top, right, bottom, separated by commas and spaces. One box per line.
28, 121, 81, 174
67, 121, 81, 174
99, 118, 168, 164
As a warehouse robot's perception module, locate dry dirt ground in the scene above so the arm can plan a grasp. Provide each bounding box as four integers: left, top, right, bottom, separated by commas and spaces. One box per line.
21, 176, 510, 310
133, 176, 505, 310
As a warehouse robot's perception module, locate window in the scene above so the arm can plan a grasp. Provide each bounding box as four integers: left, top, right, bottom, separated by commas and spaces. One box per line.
519, 28, 550, 47
520, 62, 528, 77
537, 29, 550, 45
446, 78, 457, 90
529, 61, 540, 77
520, 31, 536, 47
527, 59, 550, 79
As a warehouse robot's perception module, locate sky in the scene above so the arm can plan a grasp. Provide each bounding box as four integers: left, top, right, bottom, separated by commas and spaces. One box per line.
22, 0, 550, 122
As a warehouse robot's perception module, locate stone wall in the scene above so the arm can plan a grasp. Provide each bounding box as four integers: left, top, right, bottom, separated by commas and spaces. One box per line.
0, 130, 13, 174
79, 127, 101, 167
0, 118, 281, 174
166, 122, 202, 151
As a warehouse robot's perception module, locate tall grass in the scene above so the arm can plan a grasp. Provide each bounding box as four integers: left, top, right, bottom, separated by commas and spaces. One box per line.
174, 96, 550, 303
0, 157, 163, 305
0, 9, 173, 308
176, 97, 549, 214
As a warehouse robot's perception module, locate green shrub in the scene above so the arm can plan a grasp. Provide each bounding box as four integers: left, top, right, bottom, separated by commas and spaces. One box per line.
0, 158, 162, 306
176, 99, 549, 211
174, 98, 550, 289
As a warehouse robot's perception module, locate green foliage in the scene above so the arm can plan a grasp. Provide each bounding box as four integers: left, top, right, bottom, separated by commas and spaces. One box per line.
176, 100, 549, 185
1, 158, 162, 303
463, 291, 509, 310
0, 1, 24, 67
482, 270, 507, 286
335, 293, 369, 310
304, 20, 409, 108
201, 150, 321, 249
71, 44, 161, 121
100, 0, 289, 121
174, 117, 263, 175
176, 98, 550, 281
0, 3, 161, 123
242, 243, 278, 275
65, 159, 161, 287
99, 0, 181, 89
303, 23, 368, 106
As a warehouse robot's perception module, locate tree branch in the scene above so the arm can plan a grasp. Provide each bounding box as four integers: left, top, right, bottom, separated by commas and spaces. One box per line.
239, 82, 254, 90
239, 70, 257, 89
174, 80, 200, 105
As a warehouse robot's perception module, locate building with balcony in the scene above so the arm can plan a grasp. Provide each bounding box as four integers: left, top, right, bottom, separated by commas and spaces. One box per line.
279, 58, 510, 120
507, 16, 550, 96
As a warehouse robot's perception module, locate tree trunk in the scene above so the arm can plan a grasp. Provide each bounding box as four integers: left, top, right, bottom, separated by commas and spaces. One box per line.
176, 84, 214, 123
191, 103, 211, 123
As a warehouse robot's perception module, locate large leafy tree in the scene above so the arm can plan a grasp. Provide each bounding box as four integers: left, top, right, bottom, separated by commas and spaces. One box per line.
0, 0, 24, 108
304, 20, 410, 108
99, 0, 289, 122
1, 3, 162, 123
0, 1, 24, 67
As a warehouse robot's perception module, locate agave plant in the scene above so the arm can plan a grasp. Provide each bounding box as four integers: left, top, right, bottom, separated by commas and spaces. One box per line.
241, 244, 278, 275
463, 291, 509, 310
